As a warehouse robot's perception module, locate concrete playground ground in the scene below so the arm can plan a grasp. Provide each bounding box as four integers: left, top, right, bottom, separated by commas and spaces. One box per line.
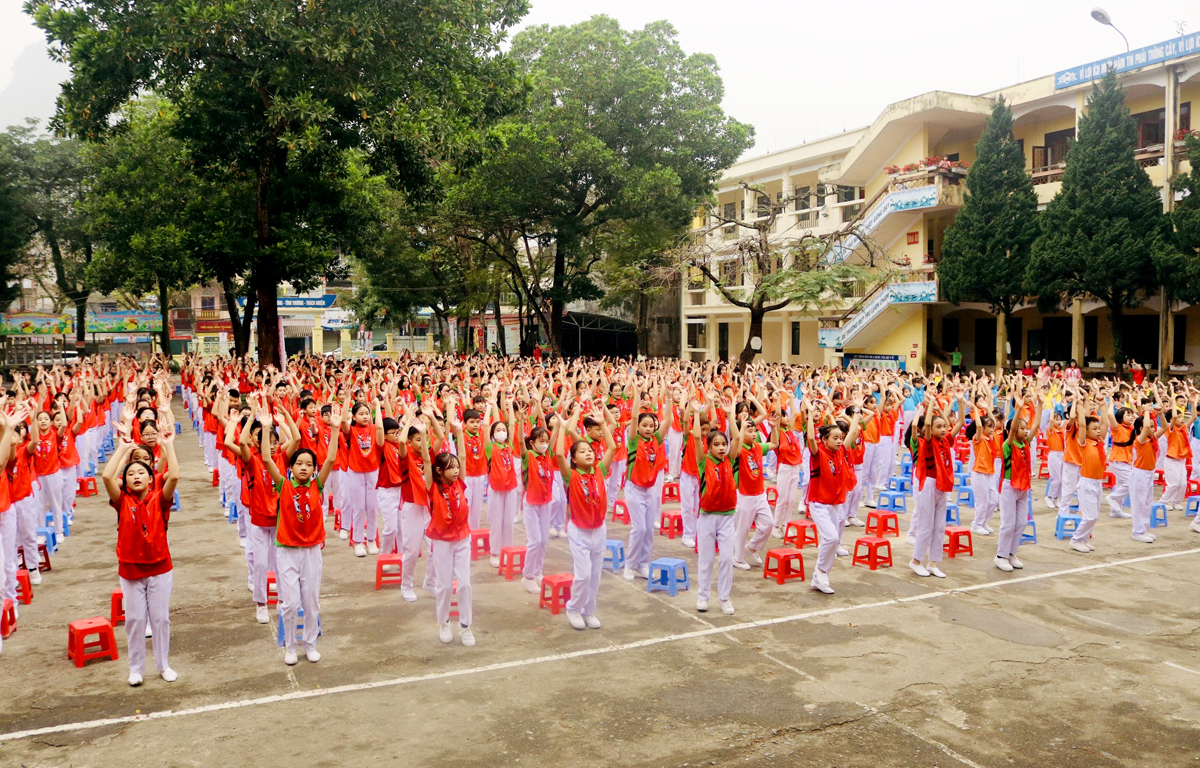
2, 403, 1200, 768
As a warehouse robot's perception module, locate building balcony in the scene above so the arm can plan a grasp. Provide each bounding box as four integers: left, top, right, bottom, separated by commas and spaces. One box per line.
195, 309, 220, 320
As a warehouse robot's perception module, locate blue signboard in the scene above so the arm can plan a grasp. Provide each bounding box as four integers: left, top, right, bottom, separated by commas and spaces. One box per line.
236, 294, 337, 309
1055, 33, 1200, 90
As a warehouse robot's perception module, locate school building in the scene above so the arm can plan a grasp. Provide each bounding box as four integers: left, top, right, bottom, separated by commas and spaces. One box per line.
681, 34, 1200, 374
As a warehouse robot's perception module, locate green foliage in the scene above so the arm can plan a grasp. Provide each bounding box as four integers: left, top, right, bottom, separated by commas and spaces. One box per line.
0, 146, 31, 306
939, 97, 1038, 317
1027, 72, 1172, 369
1169, 132, 1200, 304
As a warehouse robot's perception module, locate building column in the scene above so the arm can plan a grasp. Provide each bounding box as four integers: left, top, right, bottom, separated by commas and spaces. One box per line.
311, 317, 323, 355
706, 319, 718, 363
340, 327, 352, 356
1161, 66, 1181, 372
781, 312, 791, 364
996, 310, 1008, 377
1070, 299, 1084, 363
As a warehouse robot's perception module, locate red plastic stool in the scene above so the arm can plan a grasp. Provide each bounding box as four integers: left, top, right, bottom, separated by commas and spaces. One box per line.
661, 481, 681, 503
110, 589, 125, 624
469, 529, 491, 561
15, 568, 31, 605
762, 548, 806, 584
1103, 471, 1116, 489
943, 526, 974, 558
67, 617, 119, 667
266, 571, 279, 606
766, 487, 779, 507
449, 580, 459, 620
498, 546, 526, 581
852, 536, 893, 570
77, 475, 98, 497
18, 544, 51, 572
782, 520, 818, 549
1155, 469, 1166, 486
212, 468, 220, 486
375, 553, 404, 589
1190, 479, 1200, 496
865, 510, 900, 538
539, 574, 573, 615
1, 598, 15, 638
611, 500, 631, 525
333, 509, 342, 532
659, 510, 683, 539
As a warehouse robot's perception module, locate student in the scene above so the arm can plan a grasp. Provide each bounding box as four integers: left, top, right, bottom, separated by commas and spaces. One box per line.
518, 414, 564, 595
994, 395, 1042, 571
476, 397, 519, 568
456, 407, 489, 530
805, 394, 862, 595
1105, 406, 1135, 519
375, 405, 404, 555
693, 395, 740, 614
968, 410, 998, 537
1161, 394, 1197, 511
676, 401, 703, 550
341, 401, 382, 556
29, 409, 63, 543
1044, 410, 1066, 509
9, 422, 39, 586
623, 382, 670, 582
55, 392, 86, 527
556, 407, 616, 630
732, 411, 776, 571
396, 404, 436, 603
0, 406, 17, 648
1069, 390, 1109, 554
1130, 410, 1161, 543
260, 402, 339, 665
910, 389, 965, 578
101, 424, 180, 686
421, 430, 475, 647
770, 407, 805, 541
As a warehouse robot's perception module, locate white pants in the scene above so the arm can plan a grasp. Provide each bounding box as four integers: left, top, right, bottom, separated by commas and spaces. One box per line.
860, 442, 881, 504
875, 436, 895, 490
734, 492, 773, 562
431, 537, 472, 627
120, 571, 173, 676
463, 475, 487, 530
377, 486, 402, 555
331, 469, 345, 514
566, 522, 606, 617
522, 501, 553, 580
625, 480, 662, 570
1046, 452, 1063, 500
666, 429, 683, 479
1129, 467, 1154, 536
1061, 462, 1080, 506
276, 545, 322, 653
550, 474, 566, 530
400, 502, 433, 590
36, 473, 64, 540
606, 459, 627, 513
0, 508, 12, 603
249, 523, 278, 605
16, 497, 39, 573
61, 464, 79, 517
696, 513, 735, 602
1162, 457, 1188, 506
809, 501, 845, 574
1072, 477, 1102, 545
996, 480, 1030, 559
342, 469, 380, 545
1107, 462, 1131, 515
774, 462, 802, 530
1191, 439, 1200, 481
970, 471, 998, 528
913, 480, 948, 563
679, 472, 699, 540
487, 487, 520, 555
218, 456, 240, 515
844, 465, 865, 521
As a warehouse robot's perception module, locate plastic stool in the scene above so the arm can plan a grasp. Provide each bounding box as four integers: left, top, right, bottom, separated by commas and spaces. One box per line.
469, 529, 491, 561
852, 536, 893, 570
110, 589, 125, 624
227, 502, 238, 523
782, 520, 818, 548
18, 545, 51, 573
611, 500, 631, 524
766, 487, 779, 507
375, 554, 404, 589
866, 510, 899, 537
16, 568, 31, 605
877, 491, 906, 512
539, 573, 573, 614
943, 526, 974, 557
60, 513, 71, 537
661, 481, 681, 504
1, 598, 15, 638
956, 487, 975, 508
1020, 516, 1038, 546
603, 540, 626, 574
498, 546, 526, 581
945, 503, 960, 525
1054, 512, 1082, 540
1186, 496, 1200, 518
659, 510, 683, 539
888, 476, 913, 494
1103, 471, 1115, 489
762, 548, 805, 584
276, 606, 322, 647
67, 617, 119, 667
77, 476, 98, 497
175, 422, 182, 434
172, 490, 181, 511
647, 558, 691, 595
1150, 502, 1169, 529
36, 526, 58, 554
266, 571, 279, 606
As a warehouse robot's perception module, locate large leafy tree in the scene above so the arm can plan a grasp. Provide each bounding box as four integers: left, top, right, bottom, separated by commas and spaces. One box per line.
28, 0, 528, 365
468, 16, 753, 353
938, 97, 1038, 373
1027, 71, 1172, 374
595, 218, 680, 357
0, 146, 30, 307
1169, 132, 1200, 304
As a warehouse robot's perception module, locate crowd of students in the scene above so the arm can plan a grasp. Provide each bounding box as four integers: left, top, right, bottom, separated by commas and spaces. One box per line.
5, 352, 1198, 687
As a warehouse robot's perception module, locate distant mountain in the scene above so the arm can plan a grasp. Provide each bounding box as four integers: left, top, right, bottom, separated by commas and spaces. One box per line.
0, 42, 69, 132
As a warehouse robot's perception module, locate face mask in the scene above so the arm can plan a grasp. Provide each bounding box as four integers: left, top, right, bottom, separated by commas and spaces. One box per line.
494, 430, 508, 443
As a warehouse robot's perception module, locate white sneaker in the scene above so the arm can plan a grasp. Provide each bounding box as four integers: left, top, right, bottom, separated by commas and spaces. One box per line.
256, 605, 269, 624
128, 672, 143, 686
623, 566, 636, 582
864, 501, 877, 509
305, 649, 321, 663
1069, 540, 1091, 553
29, 570, 41, 585
354, 543, 367, 557
720, 599, 735, 615
338, 530, 349, 540
146, 626, 153, 638
439, 623, 453, 643
637, 564, 650, 580
1110, 510, 1132, 519
835, 546, 850, 557
994, 556, 1014, 572
682, 537, 696, 549
971, 526, 989, 537
772, 526, 784, 540
238, 537, 248, 548
1007, 556, 1024, 569
846, 517, 866, 528
585, 615, 602, 629
909, 561, 930, 577
1045, 498, 1057, 509
521, 577, 540, 594
567, 611, 586, 630
1085, 542, 1095, 551
489, 555, 500, 568
696, 598, 709, 612
160, 668, 178, 682
812, 571, 834, 594
1191, 518, 1200, 534
460, 628, 475, 647
284, 649, 298, 665
983, 524, 995, 535
1147, 532, 1157, 541
747, 550, 763, 566
1132, 533, 1155, 543
732, 560, 751, 571
928, 566, 946, 578
905, 534, 916, 546
401, 588, 417, 603
366, 542, 380, 555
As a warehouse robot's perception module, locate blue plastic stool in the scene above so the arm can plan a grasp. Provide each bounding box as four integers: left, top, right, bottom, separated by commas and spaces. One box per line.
1020, 516, 1038, 545
174, 422, 182, 434
957, 487, 975, 508
888, 476, 913, 494
954, 460, 964, 473
955, 472, 971, 488
1150, 502, 1169, 529
877, 491, 907, 513
646, 558, 690, 596
276, 606, 323, 647
227, 502, 239, 523
36, 526, 58, 553
60, 512, 70, 537
172, 490, 181, 512
945, 502, 960, 525
1186, 496, 1199, 518
85, 463, 96, 478
603, 539, 626, 574
1054, 512, 1082, 540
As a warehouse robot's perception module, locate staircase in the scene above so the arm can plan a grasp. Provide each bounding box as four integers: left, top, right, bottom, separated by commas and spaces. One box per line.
829, 168, 963, 263
818, 274, 939, 349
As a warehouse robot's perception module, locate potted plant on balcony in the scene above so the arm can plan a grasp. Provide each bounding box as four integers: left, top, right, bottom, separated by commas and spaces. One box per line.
1086, 357, 1106, 369
1169, 360, 1193, 372
884, 164, 900, 176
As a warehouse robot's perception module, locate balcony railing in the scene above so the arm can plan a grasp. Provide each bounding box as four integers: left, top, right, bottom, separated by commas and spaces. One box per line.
840, 202, 864, 222
1029, 139, 1189, 184
196, 309, 220, 320
795, 209, 818, 228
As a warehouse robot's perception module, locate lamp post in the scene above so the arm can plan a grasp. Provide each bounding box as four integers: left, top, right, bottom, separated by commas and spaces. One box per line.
1090, 7, 1130, 52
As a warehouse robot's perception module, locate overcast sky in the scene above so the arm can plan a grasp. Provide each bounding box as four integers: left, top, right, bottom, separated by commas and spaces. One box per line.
2, 0, 1194, 157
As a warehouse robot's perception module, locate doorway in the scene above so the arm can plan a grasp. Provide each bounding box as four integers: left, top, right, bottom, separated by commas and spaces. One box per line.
718, 323, 729, 361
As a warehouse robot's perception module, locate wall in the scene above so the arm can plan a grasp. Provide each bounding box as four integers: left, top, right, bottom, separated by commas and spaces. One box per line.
854, 305, 925, 370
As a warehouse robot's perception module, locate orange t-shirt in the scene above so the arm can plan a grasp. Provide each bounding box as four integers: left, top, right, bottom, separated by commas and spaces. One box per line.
1167, 426, 1193, 460
1109, 424, 1133, 464
1080, 439, 1106, 480
1064, 424, 1083, 466
972, 432, 994, 474
1047, 428, 1065, 453
1133, 437, 1158, 471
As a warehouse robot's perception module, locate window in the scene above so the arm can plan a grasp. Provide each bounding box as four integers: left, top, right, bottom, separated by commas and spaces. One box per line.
836, 185, 861, 203
687, 266, 706, 291
719, 259, 741, 286
1182, 102, 1192, 132
200, 295, 216, 311
687, 322, 707, 349
791, 321, 801, 356
1133, 108, 1166, 148
945, 153, 960, 162
1044, 128, 1075, 166
794, 186, 811, 211
755, 194, 769, 218
722, 202, 736, 221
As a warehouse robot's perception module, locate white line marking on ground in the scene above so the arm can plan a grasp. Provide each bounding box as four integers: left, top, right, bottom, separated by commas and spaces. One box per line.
1163, 661, 1200, 677
3, 546, 1198, 743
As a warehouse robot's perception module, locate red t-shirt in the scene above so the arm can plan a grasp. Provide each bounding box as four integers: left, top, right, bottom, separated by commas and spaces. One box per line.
524, 453, 556, 505
377, 441, 403, 488
345, 423, 380, 473
33, 432, 60, 477
567, 467, 607, 529
112, 488, 173, 580
807, 441, 848, 506
426, 479, 469, 541
275, 477, 325, 548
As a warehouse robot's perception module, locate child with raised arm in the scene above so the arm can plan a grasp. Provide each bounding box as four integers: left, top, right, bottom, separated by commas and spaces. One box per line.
994, 391, 1042, 571
693, 395, 740, 615
910, 387, 965, 578
557, 406, 616, 629
421, 422, 475, 647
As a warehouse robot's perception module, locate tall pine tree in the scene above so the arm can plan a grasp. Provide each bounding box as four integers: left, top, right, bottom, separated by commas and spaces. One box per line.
1169, 132, 1200, 304
938, 96, 1038, 373
1026, 71, 1171, 374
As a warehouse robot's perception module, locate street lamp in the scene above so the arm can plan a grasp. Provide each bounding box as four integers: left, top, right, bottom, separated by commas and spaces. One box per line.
1091, 7, 1131, 52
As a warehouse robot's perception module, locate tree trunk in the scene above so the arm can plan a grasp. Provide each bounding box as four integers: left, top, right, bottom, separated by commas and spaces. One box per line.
737, 300, 764, 371
1109, 305, 1127, 378
636, 291, 650, 358
72, 295, 87, 350
254, 151, 280, 367
157, 279, 172, 357
995, 309, 1008, 378
220, 276, 256, 359
493, 291, 507, 357
548, 234, 569, 357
